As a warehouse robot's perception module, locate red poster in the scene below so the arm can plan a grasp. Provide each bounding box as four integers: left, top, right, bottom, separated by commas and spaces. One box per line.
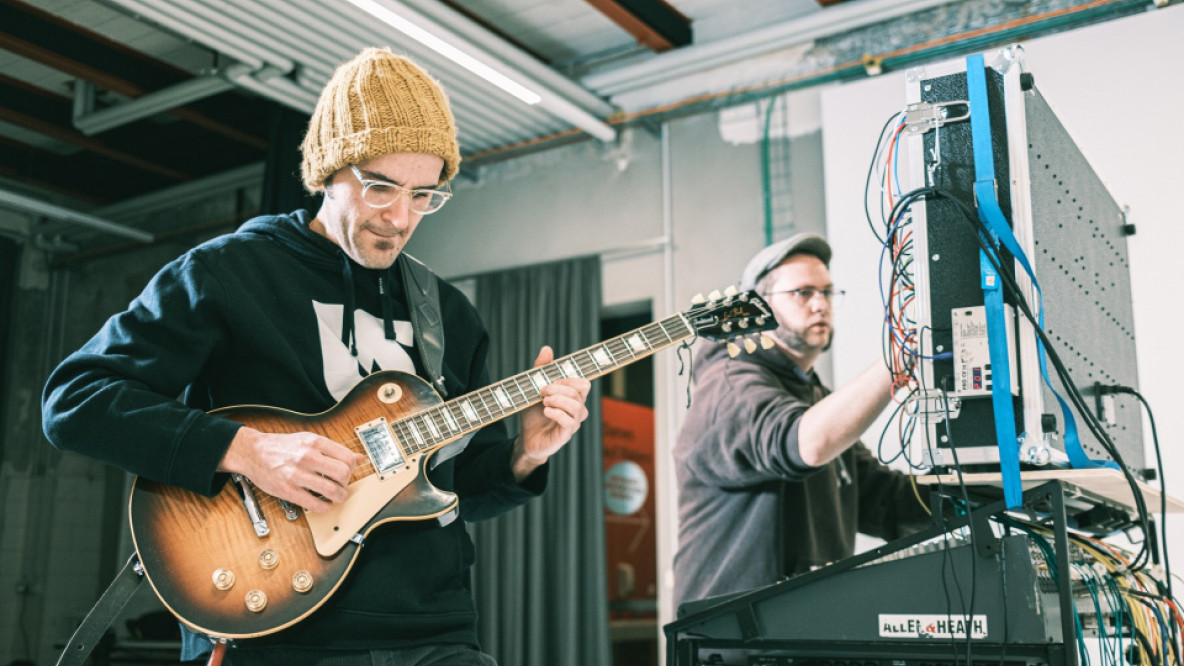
602, 397, 656, 619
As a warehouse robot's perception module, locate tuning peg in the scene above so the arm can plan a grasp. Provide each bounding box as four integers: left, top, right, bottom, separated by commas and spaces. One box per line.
727, 341, 741, 358
721, 321, 733, 333
744, 338, 757, 354
755, 315, 768, 326
708, 290, 722, 301
724, 285, 738, 297
691, 293, 706, 305
760, 334, 775, 349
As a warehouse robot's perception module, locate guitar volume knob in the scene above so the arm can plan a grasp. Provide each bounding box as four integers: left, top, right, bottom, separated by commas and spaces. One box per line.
212, 569, 235, 591
292, 570, 314, 593
258, 548, 279, 570
377, 382, 403, 404
245, 589, 267, 613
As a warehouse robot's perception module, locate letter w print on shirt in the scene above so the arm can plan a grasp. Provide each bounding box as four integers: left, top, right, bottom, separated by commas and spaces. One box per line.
312, 300, 416, 401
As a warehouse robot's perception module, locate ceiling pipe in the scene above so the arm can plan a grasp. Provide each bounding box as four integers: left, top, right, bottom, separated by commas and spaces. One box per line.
581, 0, 962, 95
72, 74, 236, 135
165, 0, 338, 81
0, 189, 154, 243
223, 64, 317, 113
107, 0, 296, 74
94, 163, 265, 222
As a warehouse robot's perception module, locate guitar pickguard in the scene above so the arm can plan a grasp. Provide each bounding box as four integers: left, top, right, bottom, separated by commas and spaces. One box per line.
306, 451, 458, 556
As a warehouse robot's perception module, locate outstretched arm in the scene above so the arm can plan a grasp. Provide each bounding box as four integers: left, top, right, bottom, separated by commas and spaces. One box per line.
795, 360, 895, 468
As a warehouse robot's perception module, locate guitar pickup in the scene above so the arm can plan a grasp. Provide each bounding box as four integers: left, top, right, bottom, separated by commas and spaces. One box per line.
232, 474, 270, 537
356, 417, 403, 476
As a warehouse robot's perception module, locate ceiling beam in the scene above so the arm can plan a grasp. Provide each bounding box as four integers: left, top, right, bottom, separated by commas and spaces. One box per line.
0, 0, 268, 149
582, 0, 961, 96
0, 187, 154, 243
72, 76, 235, 136
0, 74, 192, 182
584, 0, 692, 51
0, 0, 183, 91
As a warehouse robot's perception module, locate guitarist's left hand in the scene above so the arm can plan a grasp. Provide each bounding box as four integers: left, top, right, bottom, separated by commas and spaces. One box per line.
512, 345, 591, 483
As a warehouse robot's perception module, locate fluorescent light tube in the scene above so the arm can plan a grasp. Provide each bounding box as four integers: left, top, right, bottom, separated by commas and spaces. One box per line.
345, 0, 542, 105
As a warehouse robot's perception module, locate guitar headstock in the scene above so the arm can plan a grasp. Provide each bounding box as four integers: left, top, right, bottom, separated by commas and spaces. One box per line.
685, 287, 777, 356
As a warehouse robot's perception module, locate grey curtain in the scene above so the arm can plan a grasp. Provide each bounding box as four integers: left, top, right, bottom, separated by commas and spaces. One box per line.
471, 255, 610, 666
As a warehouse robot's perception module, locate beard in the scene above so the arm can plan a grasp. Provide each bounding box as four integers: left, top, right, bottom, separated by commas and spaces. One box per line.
775, 322, 833, 354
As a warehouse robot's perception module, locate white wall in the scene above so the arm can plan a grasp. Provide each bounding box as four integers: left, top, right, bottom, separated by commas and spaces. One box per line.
823, 4, 1184, 560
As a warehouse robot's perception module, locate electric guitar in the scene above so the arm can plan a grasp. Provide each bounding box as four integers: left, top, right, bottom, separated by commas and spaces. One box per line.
128, 289, 775, 639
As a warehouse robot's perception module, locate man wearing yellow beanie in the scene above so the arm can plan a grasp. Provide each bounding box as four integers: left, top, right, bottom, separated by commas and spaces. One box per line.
43, 48, 590, 666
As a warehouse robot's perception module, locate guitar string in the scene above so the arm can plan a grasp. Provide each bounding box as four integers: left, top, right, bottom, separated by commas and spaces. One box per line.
231, 317, 694, 515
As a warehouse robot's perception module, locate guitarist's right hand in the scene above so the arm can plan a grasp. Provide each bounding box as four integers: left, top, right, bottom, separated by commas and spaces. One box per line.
218, 426, 365, 514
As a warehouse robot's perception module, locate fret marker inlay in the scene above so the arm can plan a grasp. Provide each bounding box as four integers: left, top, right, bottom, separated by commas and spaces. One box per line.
424, 416, 440, 438
493, 387, 512, 409
628, 334, 646, 352
408, 422, 424, 446
461, 400, 478, 422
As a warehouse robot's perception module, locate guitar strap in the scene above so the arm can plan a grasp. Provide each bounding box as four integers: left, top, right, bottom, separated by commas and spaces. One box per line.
55, 553, 144, 666
398, 252, 446, 397
398, 253, 476, 467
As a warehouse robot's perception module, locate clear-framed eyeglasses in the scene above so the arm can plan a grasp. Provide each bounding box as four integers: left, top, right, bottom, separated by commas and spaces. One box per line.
349, 165, 452, 215
763, 287, 845, 307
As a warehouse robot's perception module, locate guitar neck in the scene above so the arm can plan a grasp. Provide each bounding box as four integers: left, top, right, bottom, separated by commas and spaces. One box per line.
394, 312, 695, 456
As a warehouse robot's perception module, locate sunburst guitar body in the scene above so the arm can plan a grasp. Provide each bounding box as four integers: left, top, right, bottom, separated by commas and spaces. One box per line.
127, 289, 775, 639
129, 371, 454, 638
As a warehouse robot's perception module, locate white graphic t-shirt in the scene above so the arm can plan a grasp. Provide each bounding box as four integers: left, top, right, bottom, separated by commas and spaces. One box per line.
312, 300, 415, 401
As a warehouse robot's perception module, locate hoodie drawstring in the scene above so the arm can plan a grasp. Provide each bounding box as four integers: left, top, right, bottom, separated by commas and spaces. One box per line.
340, 255, 400, 359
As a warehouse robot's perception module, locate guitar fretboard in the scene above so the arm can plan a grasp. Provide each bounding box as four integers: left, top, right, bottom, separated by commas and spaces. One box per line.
387, 312, 694, 456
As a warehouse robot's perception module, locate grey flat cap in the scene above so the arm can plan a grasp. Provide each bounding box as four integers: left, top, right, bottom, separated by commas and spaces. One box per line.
738, 233, 832, 291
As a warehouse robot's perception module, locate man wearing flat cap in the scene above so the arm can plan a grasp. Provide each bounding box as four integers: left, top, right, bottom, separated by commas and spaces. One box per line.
672, 233, 930, 610
43, 48, 589, 664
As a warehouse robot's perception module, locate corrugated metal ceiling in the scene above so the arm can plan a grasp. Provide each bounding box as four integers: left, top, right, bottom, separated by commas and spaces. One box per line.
1, 0, 1165, 252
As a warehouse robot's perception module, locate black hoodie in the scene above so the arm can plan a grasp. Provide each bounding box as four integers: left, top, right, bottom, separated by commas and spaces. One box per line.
670, 339, 930, 611
42, 210, 544, 656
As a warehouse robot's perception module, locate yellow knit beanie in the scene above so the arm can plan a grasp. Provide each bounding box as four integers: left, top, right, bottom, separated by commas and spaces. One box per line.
300, 47, 461, 192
